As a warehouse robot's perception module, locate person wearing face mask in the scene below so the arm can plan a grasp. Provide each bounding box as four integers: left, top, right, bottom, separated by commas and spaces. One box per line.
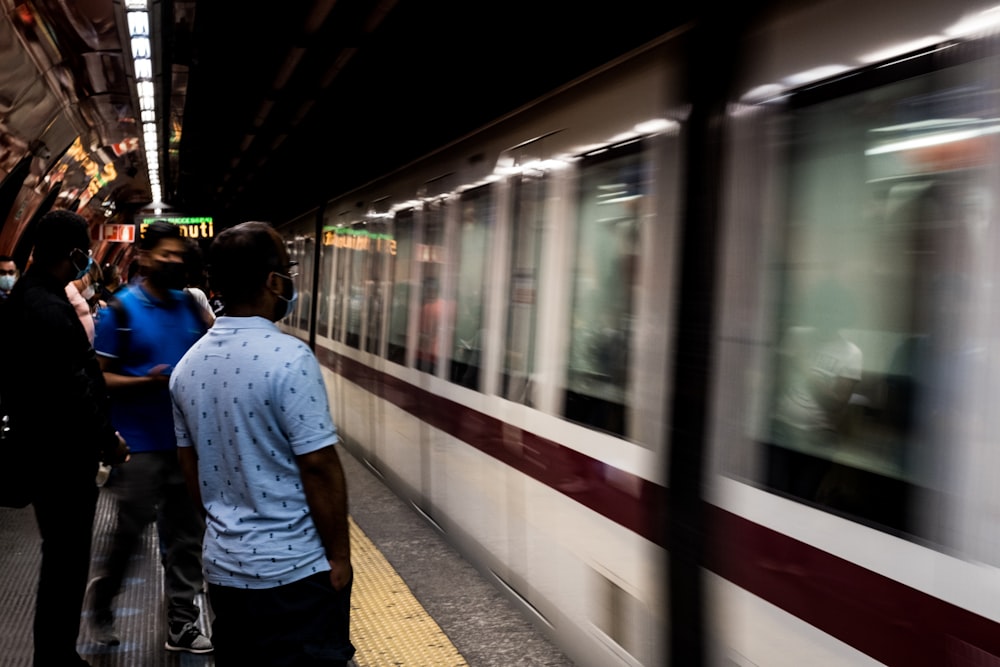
0, 254, 19, 299
0, 210, 129, 666
88, 221, 213, 654
170, 221, 353, 666
66, 260, 103, 343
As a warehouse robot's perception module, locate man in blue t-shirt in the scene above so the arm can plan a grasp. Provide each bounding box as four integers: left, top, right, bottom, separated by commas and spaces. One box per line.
170, 221, 353, 666
89, 221, 212, 654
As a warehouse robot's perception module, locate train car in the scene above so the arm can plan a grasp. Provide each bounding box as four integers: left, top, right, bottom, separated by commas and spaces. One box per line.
274, 1, 1000, 665
708, 2, 1000, 665
277, 31, 682, 666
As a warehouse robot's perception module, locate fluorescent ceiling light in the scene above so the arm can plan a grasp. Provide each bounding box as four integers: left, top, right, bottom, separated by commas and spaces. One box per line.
634, 118, 677, 134
783, 65, 851, 87
870, 118, 990, 133
859, 35, 945, 64
865, 125, 1000, 155
946, 5, 1000, 37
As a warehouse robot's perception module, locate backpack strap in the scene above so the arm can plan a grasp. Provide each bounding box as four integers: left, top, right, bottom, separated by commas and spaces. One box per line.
104, 294, 132, 363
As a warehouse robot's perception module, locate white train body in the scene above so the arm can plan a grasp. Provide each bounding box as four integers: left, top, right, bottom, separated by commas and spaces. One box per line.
276, 2, 1000, 664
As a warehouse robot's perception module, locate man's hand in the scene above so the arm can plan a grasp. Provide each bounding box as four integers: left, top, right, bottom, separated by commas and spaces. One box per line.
328, 558, 352, 591
146, 364, 172, 385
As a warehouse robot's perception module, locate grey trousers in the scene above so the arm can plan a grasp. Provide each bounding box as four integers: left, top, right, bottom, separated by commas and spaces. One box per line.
91, 449, 206, 626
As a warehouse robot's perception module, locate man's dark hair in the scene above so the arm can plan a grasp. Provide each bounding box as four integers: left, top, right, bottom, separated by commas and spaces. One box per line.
32, 209, 90, 264
0, 255, 14, 264
139, 220, 182, 251
208, 221, 283, 306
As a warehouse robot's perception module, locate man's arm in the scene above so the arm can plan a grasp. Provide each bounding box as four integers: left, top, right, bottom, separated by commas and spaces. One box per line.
298, 445, 351, 590
99, 355, 172, 391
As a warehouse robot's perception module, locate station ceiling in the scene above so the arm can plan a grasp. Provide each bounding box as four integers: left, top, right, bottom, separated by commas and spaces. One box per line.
0, 0, 696, 244
168, 1, 693, 228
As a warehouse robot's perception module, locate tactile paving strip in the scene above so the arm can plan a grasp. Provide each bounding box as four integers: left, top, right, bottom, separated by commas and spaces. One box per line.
349, 517, 468, 667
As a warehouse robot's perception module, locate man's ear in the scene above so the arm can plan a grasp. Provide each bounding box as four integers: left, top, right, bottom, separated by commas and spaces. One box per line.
265, 271, 281, 294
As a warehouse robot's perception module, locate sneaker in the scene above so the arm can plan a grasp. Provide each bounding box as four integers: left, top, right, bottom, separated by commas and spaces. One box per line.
95, 463, 111, 487
164, 622, 213, 654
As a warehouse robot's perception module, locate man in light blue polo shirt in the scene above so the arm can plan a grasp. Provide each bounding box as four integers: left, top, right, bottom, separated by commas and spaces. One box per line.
170, 221, 354, 666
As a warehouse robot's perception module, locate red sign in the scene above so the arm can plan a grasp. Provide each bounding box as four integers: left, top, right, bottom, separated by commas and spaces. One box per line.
109, 137, 140, 157
91, 224, 136, 243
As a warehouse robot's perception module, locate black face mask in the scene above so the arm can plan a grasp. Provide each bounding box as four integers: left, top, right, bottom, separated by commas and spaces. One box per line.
148, 260, 187, 290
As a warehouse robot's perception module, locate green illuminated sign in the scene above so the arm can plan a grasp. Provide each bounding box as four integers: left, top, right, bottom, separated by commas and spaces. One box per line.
321, 227, 396, 255
140, 217, 214, 239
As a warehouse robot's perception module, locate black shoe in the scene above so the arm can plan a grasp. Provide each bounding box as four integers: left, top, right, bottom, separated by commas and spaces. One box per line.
93, 618, 120, 647
85, 577, 119, 646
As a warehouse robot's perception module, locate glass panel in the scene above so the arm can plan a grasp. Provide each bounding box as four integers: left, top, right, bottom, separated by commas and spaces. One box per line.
364, 218, 391, 354
502, 173, 545, 404
416, 202, 446, 374
283, 239, 301, 331
387, 209, 414, 364
345, 224, 366, 349
563, 145, 643, 437
448, 185, 493, 389
298, 236, 314, 334
318, 227, 335, 339
331, 232, 348, 342
760, 62, 994, 537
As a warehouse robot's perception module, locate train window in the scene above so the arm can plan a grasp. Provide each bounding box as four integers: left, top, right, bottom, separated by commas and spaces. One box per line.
297, 236, 314, 334
345, 223, 367, 349
318, 223, 335, 339
285, 239, 305, 331
447, 185, 493, 390
416, 201, 446, 374
758, 56, 997, 538
331, 223, 350, 343
502, 172, 545, 404
387, 209, 414, 364
563, 144, 643, 437
364, 217, 390, 355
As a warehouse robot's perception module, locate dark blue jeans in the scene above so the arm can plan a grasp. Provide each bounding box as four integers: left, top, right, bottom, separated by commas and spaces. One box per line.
209, 572, 355, 666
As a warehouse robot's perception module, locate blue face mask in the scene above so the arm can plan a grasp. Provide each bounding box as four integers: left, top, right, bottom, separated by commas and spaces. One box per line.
70, 250, 93, 282
279, 288, 299, 320
0, 274, 15, 292
272, 272, 298, 321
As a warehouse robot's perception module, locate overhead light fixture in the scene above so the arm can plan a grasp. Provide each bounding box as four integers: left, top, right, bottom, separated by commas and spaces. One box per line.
125, 0, 160, 204
865, 125, 1000, 155
947, 5, 1000, 38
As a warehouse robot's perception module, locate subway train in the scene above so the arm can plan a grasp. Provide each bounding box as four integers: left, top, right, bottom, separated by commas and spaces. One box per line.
266, 1, 1000, 665
6, 0, 1000, 664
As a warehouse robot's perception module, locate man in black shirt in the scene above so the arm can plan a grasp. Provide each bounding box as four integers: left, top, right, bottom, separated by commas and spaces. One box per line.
1, 209, 128, 666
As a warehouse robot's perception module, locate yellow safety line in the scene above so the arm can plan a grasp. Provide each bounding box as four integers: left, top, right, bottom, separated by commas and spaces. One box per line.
349, 517, 468, 667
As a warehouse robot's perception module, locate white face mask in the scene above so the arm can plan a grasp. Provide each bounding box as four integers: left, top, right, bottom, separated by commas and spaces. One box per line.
0, 274, 15, 292
81, 285, 96, 300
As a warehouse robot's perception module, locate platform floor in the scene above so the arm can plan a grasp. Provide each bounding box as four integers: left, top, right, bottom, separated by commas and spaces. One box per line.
0, 448, 573, 666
